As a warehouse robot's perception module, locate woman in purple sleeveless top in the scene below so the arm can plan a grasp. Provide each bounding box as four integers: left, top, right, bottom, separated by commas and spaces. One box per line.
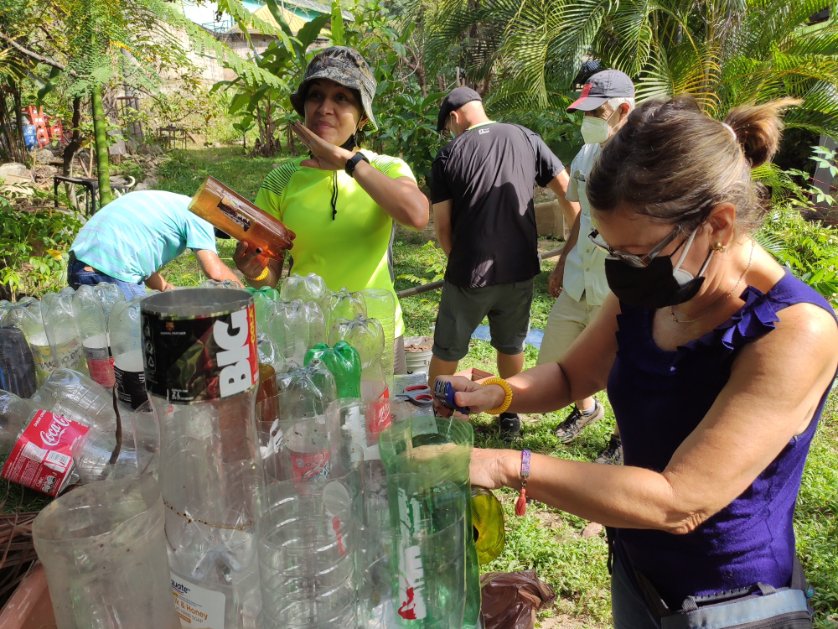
439, 97, 837, 628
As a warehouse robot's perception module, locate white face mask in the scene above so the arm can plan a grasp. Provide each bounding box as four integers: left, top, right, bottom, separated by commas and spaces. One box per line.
672, 227, 715, 285
581, 116, 611, 144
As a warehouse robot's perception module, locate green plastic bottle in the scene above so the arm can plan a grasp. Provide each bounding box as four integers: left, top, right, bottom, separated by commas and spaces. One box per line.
304, 341, 362, 398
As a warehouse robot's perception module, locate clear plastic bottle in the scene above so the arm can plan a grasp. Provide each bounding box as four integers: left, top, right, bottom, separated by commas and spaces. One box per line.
73, 285, 115, 388
281, 272, 328, 307
330, 316, 390, 444
327, 289, 367, 330
269, 299, 328, 367
31, 369, 118, 483
141, 288, 264, 629
92, 281, 125, 320
109, 295, 148, 410
2, 300, 53, 384
41, 292, 88, 375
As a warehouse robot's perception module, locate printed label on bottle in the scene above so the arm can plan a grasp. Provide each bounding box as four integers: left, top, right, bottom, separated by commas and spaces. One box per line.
29, 343, 54, 382
54, 337, 84, 371
84, 345, 115, 388
0, 409, 89, 496
141, 303, 258, 403
366, 387, 391, 438
395, 486, 428, 620
170, 573, 226, 629
287, 414, 330, 481
114, 366, 148, 409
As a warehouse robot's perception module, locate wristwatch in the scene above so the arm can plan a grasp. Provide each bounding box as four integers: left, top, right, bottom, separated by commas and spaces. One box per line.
345, 152, 370, 178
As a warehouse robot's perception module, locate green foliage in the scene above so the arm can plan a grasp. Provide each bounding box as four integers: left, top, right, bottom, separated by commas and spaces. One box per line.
213, 0, 326, 155
754, 145, 838, 305
759, 204, 838, 304
0, 200, 82, 300
396, 239, 447, 285
347, 0, 445, 184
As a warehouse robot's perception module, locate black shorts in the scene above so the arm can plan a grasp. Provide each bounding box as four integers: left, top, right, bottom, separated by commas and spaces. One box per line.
432, 279, 534, 361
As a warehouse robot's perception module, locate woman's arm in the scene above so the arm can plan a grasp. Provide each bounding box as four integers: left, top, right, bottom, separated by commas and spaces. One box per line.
447, 295, 622, 414
351, 161, 429, 229
471, 302, 838, 533
292, 122, 429, 229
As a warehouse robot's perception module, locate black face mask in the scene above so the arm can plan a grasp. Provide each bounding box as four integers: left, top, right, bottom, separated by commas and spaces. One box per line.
604, 255, 707, 308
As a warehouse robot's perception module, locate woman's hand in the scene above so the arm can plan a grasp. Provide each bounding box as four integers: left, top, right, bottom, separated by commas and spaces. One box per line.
233, 241, 270, 279
292, 121, 354, 171
432, 376, 507, 417
470, 448, 515, 490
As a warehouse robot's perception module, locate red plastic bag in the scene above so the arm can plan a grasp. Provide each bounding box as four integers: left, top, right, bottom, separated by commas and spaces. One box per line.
480, 570, 556, 629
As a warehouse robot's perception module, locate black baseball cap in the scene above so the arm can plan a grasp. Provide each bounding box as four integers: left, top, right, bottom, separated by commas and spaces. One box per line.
436, 86, 482, 132
567, 70, 635, 112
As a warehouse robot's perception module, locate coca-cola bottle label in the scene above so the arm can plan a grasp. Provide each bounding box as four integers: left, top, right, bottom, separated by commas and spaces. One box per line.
0, 409, 89, 497
366, 387, 392, 438
170, 573, 226, 629
141, 303, 258, 403
84, 345, 115, 388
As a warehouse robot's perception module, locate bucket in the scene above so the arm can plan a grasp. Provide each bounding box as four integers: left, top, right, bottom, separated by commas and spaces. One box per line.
404, 336, 432, 374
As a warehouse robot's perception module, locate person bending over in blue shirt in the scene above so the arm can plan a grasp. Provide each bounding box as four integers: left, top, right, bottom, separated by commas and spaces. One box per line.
67, 190, 241, 298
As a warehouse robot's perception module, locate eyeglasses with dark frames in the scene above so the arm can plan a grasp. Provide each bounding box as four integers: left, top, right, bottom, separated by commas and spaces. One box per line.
588, 224, 687, 268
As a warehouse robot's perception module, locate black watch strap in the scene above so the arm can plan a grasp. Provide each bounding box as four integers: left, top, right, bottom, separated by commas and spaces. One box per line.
345, 152, 370, 178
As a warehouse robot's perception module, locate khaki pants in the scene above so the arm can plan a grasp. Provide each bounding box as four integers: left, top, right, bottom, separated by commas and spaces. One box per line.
537, 291, 603, 365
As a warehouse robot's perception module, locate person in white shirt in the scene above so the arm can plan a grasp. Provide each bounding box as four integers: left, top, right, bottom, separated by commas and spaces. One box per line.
539, 69, 635, 463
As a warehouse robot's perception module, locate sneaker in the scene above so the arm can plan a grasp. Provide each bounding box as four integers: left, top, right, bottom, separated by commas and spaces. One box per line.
595, 434, 623, 465
554, 401, 604, 443
498, 412, 521, 440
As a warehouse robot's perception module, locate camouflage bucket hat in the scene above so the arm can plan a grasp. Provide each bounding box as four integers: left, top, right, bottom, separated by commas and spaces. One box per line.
290, 46, 378, 131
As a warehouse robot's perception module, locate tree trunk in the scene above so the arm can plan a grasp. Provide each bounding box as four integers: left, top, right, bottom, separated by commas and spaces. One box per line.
91, 86, 113, 206
62, 97, 84, 176
12, 84, 26, 162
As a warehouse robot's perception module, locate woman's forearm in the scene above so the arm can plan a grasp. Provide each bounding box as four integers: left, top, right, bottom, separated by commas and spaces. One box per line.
492, 449, 695, 533
352, 162, 429, 229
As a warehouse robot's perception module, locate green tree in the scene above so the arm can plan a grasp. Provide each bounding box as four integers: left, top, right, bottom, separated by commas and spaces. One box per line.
417, 0, 838, 138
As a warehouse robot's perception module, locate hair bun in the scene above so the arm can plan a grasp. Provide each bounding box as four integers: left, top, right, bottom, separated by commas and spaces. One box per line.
724, 98, 801, 167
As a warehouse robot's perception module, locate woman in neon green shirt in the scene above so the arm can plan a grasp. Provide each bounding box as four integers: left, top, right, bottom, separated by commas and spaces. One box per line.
234, 47, 429, 371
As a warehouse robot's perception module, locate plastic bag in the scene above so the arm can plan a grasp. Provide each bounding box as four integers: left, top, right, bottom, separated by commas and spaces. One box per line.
480, 570, 556, 629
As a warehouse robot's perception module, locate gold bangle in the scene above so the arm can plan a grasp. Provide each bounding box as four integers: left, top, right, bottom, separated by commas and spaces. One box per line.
482, 376, 513, 415
248, 266, 270, 282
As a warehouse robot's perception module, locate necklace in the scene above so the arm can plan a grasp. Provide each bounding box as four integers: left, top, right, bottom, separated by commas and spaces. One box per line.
670, 239, 755, 324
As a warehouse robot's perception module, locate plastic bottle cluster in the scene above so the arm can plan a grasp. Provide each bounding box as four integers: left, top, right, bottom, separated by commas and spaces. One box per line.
1, 275, 496, 629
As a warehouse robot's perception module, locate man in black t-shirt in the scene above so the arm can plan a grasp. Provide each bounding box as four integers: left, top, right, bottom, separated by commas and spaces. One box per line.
429, 86, 578, 438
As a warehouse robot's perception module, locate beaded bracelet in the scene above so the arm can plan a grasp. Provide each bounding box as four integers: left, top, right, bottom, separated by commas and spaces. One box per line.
482, 376, 513, 415
515, 449, 531, 516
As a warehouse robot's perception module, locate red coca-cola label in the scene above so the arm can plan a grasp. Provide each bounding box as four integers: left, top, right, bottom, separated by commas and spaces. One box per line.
290, 449, 331, 482
85, 345, 115, 388
1, 410, 89, 496
366, 388, 391, 438
141, 303, 258, 403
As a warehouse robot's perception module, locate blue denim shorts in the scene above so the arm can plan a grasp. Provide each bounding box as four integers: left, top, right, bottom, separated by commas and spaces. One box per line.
67, 252, 146, 299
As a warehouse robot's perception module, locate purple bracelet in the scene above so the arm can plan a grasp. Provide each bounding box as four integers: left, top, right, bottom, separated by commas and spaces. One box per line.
516, 449, 532, 516
520, 449, 532, 482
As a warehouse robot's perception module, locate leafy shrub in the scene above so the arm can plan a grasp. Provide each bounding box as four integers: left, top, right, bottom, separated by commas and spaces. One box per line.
0, 194, 82, 300
756, 146, 838, 306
